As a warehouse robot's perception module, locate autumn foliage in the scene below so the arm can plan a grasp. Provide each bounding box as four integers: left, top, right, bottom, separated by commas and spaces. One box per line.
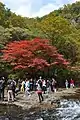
2, 38, 69, 72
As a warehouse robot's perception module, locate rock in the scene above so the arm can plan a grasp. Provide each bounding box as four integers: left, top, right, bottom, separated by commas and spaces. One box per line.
44, 95, 48, 99
51, 99, 60, 105
36, 118, 43, 120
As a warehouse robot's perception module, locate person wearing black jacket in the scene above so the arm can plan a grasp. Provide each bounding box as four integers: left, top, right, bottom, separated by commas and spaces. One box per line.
0, 78, 5, 101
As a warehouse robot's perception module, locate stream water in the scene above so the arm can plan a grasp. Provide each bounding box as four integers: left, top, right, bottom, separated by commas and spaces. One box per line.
0, 99, 80, 120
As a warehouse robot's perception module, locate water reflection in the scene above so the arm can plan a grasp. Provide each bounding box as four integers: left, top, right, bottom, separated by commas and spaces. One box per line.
0, 100, 80, 120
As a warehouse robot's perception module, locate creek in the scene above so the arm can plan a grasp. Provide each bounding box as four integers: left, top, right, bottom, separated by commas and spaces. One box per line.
0, 99, 80, 120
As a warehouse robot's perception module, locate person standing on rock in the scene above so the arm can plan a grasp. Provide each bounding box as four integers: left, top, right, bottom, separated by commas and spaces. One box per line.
11, 80, 16, 99
0, 77, 5, 101
30, 78, 34, 91
25, 79, 31, 96
51, 78, 57, 92
42, 79, 46, 94
70, 78, 74, 88
46, 79, 51, 93
7, 82, 14, 102
36, 81, 44, 103
21, 80, 25, 92
37, 76, 42, 87
65, 79, 69, 89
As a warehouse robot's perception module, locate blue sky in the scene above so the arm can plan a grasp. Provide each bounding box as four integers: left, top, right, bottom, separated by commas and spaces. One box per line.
0, 0, 79, 17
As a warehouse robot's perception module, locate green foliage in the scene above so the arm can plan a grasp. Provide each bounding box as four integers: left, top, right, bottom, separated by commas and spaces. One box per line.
0, 26, 11, 44
38, 15, 80, 64
9, 13, 27, 28
8, 73, 19, 80
8, 27, 30, 41
39, 16, 73, 39
0, 1, 80, 81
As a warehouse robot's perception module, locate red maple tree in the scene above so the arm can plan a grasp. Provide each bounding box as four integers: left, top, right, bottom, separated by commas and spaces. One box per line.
2, 38, 69, 73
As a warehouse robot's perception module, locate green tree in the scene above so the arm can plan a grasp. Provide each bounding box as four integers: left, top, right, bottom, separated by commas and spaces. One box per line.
39, 16, 80, 64
0, 26, 11, 44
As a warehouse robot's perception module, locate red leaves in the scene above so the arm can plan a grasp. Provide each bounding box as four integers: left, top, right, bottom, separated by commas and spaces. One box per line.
28, 58, 50, 70
2, 38, 69, 71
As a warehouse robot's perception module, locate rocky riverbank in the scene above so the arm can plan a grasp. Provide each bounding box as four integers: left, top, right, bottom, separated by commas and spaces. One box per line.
0, 88, 80, 111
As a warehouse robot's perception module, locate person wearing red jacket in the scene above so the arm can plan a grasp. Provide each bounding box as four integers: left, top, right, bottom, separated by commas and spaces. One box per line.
70, 78, 74, 88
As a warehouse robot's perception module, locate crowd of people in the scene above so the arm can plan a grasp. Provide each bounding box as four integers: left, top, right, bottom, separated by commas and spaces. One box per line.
20, 76, 57, 103
0, 76, 75, 103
